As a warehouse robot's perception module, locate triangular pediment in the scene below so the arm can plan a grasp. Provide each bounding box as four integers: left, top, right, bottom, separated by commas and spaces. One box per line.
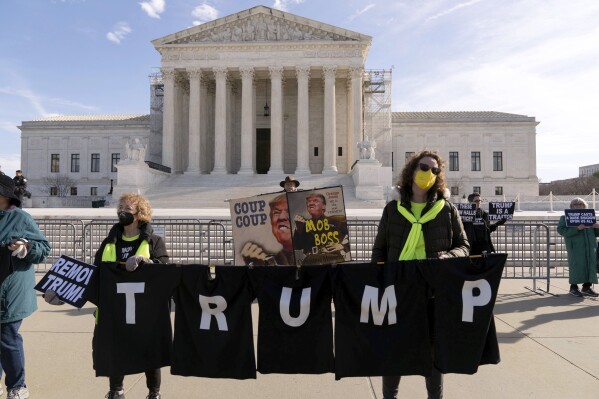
152, 5, 371, 46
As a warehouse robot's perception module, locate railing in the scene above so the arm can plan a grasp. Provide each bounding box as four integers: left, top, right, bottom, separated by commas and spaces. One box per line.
32, 218, 580, 293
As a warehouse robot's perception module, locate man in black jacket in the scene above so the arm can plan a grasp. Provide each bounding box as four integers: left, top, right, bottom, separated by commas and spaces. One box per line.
462, 193, 505, 255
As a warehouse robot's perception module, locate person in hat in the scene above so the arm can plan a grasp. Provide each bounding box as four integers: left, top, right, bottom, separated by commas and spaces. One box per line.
280, 176, 300, 193
0, 175, 51, 399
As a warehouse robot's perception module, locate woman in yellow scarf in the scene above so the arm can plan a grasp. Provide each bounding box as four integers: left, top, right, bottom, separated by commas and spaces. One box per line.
372, 150, 469, 399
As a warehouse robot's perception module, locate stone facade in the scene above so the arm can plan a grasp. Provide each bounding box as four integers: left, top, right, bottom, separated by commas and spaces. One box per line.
152, 5, 370, 176
18, 115, 150, 198
392, 112, 539, 197
16, 6, 540, 204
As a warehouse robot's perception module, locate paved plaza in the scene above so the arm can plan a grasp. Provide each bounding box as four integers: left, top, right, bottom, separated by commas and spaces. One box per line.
19, 276, 599, 399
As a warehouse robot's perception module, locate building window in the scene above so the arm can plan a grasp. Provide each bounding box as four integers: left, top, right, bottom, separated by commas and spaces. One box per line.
493, 151, 503, 171
50, 187, 58, 196
111, 153, 120, 172
337, 147, 342, 157
314, 147, 319, 156
71, 154, 80, 173
473, 186, 481, 194
51, 154, 60, 173
449, 152, 459, 171
495, 186, 503, 195
91, 153, 100, 172
90, 187, 98, 196
405, 152, 415, 163
450, 186, 460, 196
70, 187, 78, 196
471, 151, 481, 171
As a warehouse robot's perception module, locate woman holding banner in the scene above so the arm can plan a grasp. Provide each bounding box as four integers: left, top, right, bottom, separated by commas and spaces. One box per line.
0, 174, 51, 399
371, 150, 469, 399
46, 193, 168, 399
94, 193, 168, 399
557, 197, 599, 298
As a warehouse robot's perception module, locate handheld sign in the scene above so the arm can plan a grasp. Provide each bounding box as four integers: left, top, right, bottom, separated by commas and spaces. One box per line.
34, 255, 96, 308
288, 186, 351, 265
457, 203, 476, 223
564, 209, 596, 227
488, 202, 515, 221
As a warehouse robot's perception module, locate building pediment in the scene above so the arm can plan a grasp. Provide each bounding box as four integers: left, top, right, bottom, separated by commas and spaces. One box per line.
152, 5, 371, 47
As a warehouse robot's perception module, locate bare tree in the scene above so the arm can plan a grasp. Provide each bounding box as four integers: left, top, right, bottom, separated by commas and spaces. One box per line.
539, 176, 599, 195
41, 174, 76, 198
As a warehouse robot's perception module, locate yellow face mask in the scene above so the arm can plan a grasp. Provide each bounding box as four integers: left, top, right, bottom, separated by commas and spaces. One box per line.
414, 169, 436, 191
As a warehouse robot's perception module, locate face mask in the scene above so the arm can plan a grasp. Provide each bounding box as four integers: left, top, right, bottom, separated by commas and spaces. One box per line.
414, 170, 436, 191
118, 211, 135, 226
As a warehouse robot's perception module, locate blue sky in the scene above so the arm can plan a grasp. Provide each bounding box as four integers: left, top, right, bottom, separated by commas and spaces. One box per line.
1, 0, 598, 183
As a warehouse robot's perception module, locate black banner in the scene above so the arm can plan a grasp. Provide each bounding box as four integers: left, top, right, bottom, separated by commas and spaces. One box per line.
333, 262, 432, 380
34, 255, 96, 308
91, 263, 181, 377
249, 265, 334, 374
172, 265, 256, 379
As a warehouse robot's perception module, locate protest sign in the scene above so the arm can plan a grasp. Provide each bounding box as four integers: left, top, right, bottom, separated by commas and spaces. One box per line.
488, 202, 515, 221
288, 186, 351, 265
34, 255, 96, 308
564, 209, 597, 227
457, 203, 476, 223
230, 192, 295, 266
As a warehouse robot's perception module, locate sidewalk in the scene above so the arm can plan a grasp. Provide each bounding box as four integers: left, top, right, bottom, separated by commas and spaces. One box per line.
21, 277, 599, 399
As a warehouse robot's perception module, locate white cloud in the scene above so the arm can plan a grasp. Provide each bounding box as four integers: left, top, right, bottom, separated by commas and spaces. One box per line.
139, 0, 165, 19
425, 0, 483, 23
192, 3, 219, 25
106, 22, 132, 44
272, 0, 305, 12
348, 3, 376, 22
0, 86, 98, 117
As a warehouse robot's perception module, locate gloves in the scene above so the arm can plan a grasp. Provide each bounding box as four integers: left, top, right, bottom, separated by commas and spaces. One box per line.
496, 219, 507, 226
125, 255, 151, 272
43, 289, 65, 306
9, 239, 28, 259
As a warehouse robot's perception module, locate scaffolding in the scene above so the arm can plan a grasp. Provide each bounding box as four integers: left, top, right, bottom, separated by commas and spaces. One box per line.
148, 69, 164, 164
363, 69, 392, 167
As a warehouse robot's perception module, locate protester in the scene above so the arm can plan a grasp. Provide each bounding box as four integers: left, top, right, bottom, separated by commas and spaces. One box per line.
557, 197, 599, 298
371, 150, 469, 399
13, 171, 31, 207
46, 193, 168, 399
280, 176, 300, 193
462, 193, 506, 255
0, 174, 51, 399
293, 193, 350, 264
241, 194, 294, 265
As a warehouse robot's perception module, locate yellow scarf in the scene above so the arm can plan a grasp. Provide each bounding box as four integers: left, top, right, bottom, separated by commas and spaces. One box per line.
397, 199, 445, 261
101, 237, 151, 262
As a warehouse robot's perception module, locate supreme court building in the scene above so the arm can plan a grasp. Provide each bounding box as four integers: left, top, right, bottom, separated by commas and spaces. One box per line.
18, 5, 539, 204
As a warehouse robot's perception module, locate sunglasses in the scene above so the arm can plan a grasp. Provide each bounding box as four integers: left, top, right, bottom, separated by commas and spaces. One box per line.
418, 163, 441, 175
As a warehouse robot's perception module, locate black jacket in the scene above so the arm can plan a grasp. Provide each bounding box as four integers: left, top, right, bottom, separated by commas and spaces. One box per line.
371, 194, 469, 263
462, 209, 503, 255
93, 222, 169, 267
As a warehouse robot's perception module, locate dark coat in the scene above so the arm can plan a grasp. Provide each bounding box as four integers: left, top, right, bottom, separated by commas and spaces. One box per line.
93, 222, 169, 267
462, 209, 503, 255
371, 194, 470, 263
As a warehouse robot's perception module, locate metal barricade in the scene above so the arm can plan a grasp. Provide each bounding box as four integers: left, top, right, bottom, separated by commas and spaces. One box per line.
34, 219, 84, 272
82, 219, 228, 265
493, 222, 553, 293
347, 220, 380, 262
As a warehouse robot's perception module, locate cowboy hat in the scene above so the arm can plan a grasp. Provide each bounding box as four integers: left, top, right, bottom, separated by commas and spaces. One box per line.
279, 176, 300, 188
0, 175, 21, 207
